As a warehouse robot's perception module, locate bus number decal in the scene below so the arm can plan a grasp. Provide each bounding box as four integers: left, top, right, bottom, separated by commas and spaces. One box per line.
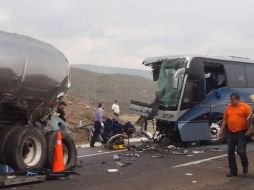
162, 113, 174, 119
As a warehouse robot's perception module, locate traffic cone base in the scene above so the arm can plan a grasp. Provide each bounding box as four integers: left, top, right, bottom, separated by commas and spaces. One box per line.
52, 131, 65, 172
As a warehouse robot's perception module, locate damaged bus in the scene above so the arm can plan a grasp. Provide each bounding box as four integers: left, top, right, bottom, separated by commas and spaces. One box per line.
129, 55, 254, 144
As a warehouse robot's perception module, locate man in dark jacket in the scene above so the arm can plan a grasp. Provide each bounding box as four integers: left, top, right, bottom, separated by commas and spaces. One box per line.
57, 101, 67, 122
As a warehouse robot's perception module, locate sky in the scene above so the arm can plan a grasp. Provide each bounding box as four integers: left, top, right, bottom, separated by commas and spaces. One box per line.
0, 0, 254, 69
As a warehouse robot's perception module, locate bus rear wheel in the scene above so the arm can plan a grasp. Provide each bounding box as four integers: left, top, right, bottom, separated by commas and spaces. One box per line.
209, 120, 225, 145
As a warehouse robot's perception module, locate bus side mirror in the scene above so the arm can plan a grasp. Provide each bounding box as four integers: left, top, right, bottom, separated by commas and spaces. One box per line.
173, 78, 179, 89
174, 68, 186, 78
173, 68, 186, 89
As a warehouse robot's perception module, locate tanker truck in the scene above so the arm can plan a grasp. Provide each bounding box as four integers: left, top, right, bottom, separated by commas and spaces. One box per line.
0, 30, 77, 171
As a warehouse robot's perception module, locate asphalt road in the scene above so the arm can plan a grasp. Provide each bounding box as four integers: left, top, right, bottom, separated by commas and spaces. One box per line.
4, 142, 254, 190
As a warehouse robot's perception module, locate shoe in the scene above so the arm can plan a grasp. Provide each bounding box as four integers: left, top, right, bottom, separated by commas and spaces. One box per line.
227, 173, 237, 177
243, 167, 248, 175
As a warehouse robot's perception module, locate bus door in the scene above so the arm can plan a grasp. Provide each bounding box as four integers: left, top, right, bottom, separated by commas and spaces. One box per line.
178, 104, 211, 141
178, 58, 210, 141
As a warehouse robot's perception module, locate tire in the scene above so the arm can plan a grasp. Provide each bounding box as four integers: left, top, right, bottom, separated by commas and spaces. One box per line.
4, 127, 47, 171
0, 126, 23, 163
45, 131, 77, 170
208, 120, 225, 145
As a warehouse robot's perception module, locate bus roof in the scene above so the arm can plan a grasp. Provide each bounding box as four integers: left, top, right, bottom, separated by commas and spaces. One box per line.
143, 55, 254, 66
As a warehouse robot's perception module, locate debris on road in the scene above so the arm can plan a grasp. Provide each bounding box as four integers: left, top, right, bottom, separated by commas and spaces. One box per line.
185, 173, 193, 176
97, 150, 103, 154
192, 180, 197, 183
115, 162, 125, 168
107, 169, 119, 173
152, 155, 164, 158
171, 149, 188, 155
124, 154, 140, 158
192, 150, 204, 154
167, 145, 177, 150
113, 155, 120, 160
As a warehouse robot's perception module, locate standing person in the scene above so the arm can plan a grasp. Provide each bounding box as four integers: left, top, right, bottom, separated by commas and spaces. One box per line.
112, 100, 120, 117
219, 93, 251, 177
56, 101, 67, 122
90, 103, 107, 147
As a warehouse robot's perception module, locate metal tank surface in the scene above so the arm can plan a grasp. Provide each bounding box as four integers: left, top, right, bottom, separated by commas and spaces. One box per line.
0, 30, 71, 125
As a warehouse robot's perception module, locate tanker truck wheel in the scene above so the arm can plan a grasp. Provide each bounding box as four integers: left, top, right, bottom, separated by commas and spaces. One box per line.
45, 131, 77, 170
4, 127, 47, 171
0, 126, 23, 163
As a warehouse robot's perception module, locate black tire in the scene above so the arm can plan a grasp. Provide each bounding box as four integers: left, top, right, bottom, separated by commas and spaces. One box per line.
0, 126, 23, 163
4, 127, 47, 171
208, 120, 225, 145
45, 131, 77, 170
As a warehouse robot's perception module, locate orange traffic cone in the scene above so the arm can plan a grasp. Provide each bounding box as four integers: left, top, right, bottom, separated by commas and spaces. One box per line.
52, 131, 65, 172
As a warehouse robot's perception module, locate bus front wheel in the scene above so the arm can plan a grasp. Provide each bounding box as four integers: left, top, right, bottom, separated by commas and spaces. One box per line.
209, 120, 225, 145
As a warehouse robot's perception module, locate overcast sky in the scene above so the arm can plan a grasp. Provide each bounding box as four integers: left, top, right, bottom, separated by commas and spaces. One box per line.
1, 0, 254, 69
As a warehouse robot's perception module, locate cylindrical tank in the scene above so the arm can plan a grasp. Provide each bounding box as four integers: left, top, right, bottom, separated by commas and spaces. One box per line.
0, 31, 71, 124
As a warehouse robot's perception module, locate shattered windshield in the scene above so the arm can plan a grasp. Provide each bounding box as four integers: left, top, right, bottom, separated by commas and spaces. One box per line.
157, 58, 187, 108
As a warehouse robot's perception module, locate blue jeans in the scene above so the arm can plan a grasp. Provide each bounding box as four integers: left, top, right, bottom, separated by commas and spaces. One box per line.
227, 130, 248, 174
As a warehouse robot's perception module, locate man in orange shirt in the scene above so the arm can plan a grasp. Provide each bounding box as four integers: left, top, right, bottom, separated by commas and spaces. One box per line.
220, 93, 251, 177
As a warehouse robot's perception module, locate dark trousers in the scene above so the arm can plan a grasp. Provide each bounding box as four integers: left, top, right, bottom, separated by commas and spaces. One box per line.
227, 130, 248, 174
90, 121, 107, 146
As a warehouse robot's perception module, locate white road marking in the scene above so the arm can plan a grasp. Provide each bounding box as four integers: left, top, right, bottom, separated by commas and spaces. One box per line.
172, 154, 227, 168
78, 149, 127, 158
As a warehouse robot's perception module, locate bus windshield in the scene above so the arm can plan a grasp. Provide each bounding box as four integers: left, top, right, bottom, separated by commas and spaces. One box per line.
157, 58, 187, 108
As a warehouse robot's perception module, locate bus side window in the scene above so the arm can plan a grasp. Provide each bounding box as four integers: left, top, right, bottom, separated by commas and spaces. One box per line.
224, 64, 247, 88
204, 64, 226, 94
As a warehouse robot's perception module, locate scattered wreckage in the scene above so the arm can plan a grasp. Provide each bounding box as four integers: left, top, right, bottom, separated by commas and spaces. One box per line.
80, 118, 136, 150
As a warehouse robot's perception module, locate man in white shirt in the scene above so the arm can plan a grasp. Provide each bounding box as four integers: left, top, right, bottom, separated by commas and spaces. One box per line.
112, 100, 120, 117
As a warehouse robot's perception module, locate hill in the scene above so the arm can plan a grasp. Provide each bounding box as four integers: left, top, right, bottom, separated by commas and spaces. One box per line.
68, 68, 157, 114
71, 64, 152, 79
